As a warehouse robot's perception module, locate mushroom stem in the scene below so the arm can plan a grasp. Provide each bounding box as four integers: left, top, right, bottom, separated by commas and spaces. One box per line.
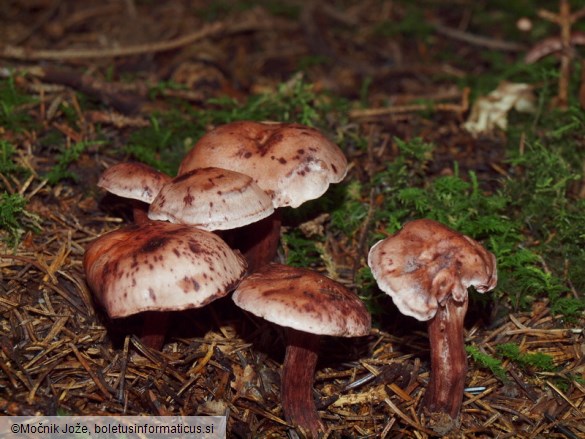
242, 211, 281, 273
130, 200, 149, 225
423, 296, 469, 429
281, 328, 324, 437
140, 311, 170, 350
222, 211, 281, 273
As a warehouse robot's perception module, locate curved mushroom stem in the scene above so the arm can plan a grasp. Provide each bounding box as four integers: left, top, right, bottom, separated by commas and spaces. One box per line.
281, 328, 324, 438
423, 296, 468, 433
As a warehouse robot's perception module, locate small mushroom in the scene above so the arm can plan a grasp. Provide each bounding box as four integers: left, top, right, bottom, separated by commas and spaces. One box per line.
148, 167, 274, 231
232, 263, 371, 437
178, 121, 348, 272
98, 162, 172, 224
84, 221, 247, 349
367, 219, 497, 434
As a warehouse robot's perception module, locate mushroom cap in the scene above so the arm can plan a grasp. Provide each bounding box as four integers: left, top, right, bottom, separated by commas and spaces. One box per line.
232, 263, 371, 337
178, 121, 348, 208
367, 219, 497, 322
83, 221, 247, 318
98, 162, 172, 204
147, 167, 274, 231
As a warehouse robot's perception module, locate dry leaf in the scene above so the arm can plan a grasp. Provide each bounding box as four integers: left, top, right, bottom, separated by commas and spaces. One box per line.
464, 82, 536, 136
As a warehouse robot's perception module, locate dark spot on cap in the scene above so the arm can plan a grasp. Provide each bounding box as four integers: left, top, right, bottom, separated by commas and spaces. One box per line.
141, 236, 169, 253
188, 241, 202, 254
148, 288, 156, 302
278, 157, 287, 164
184, 194, 194, 205
243, 151, 252, 158
331, 164, 337, 173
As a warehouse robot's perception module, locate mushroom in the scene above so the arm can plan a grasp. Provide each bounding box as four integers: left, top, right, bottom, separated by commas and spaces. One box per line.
232, 263, 371, 437
84, 221, 247, 349
367, 219, 497, 434
178, 121, 348, 272
98, 162, 172, 224
148, 166, 274, 231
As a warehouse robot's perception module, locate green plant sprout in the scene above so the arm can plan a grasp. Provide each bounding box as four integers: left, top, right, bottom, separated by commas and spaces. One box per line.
45, 141, 99, 184
124, 114, 182, 175
0, 140, 27, 178
201, 75, 334, 127
0, 76, 36, 132
0, 193, 41, 246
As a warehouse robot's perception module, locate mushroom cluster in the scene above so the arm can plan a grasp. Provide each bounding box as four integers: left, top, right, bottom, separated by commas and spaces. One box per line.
84, 120, 350, 350
175, 120, 348, 272
85, 119, 498, 437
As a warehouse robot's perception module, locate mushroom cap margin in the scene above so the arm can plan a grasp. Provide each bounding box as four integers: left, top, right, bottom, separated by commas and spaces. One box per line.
98, 162, 172, 204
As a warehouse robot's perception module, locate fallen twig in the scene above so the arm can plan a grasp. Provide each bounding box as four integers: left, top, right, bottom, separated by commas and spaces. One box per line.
432, 22, 526, 52
0, 16, 287, 61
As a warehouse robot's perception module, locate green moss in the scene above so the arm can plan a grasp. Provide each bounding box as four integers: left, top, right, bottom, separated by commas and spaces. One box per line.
123, 76, 343, 176
281, 229, 323, 268
344, 132, 583, 319
466, 345, 508, 383
497, 343, 556, 372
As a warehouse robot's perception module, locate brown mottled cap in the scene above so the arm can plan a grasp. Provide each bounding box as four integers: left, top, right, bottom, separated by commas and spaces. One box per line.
178, 121, 348, 208
83, 221, 247, 318
98, 162, 172, 204
367, 219, 498, 321
232, 263, 371, 337
147, 167, 274, 230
